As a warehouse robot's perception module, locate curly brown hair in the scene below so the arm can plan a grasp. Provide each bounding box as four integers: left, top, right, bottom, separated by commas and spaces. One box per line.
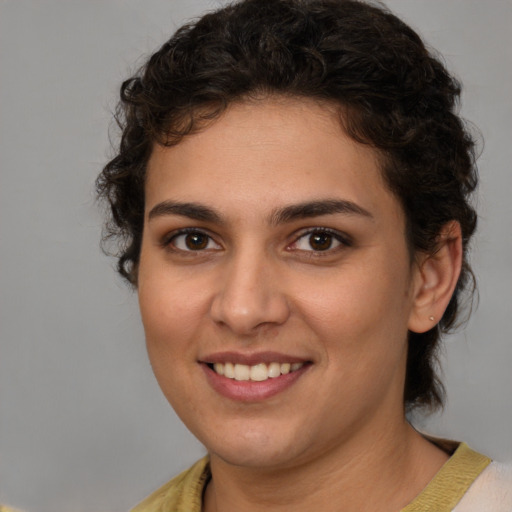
97, 0, 478, 411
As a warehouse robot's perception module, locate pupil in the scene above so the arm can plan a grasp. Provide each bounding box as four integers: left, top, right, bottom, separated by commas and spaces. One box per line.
309, 232, 332, 251
185, 233, 208, 250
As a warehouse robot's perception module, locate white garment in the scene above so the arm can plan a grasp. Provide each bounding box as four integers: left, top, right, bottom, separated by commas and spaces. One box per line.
453, 462, 512, 512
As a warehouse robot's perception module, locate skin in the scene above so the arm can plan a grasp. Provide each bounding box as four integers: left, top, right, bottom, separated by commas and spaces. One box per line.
137, 97, 462, 511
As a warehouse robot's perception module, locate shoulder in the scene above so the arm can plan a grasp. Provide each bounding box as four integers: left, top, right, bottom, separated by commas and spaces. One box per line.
453, 461, 512, 512
402, 441, 492, 512
130, 457, 210, 512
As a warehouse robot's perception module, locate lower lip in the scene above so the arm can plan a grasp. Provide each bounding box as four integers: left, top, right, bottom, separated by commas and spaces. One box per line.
201, 363, 310, 402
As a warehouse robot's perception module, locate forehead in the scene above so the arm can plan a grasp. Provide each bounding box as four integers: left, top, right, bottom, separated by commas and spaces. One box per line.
144, 98, 401, 225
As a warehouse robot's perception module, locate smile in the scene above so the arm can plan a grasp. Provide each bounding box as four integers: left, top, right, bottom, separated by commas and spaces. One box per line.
210, 362, 305, 382
201, 354, 311, 401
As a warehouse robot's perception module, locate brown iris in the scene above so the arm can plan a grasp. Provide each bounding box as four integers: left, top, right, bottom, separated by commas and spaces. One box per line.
185, 232, 209, 250
309, 231, 333, 251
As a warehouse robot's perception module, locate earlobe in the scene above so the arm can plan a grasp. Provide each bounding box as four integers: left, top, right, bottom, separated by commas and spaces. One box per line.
408, 221, 463, 333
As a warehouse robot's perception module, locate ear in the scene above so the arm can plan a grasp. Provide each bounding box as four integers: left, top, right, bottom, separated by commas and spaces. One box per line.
408, 221, 463, 333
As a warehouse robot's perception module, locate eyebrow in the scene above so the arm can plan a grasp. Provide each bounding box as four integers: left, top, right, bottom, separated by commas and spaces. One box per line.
147, 198, 373, 225
148, 201, 223, 223
269, 199, 374, 225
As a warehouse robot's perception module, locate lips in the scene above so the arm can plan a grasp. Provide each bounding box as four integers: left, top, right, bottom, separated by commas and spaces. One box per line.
211, 361, 305, 381
200, 352, 311, 401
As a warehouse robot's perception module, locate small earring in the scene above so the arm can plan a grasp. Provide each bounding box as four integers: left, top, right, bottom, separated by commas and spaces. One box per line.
429, 316, 435, 322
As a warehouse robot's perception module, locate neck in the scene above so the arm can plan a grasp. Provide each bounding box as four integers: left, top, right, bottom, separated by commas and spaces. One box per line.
203, 420, 448, 512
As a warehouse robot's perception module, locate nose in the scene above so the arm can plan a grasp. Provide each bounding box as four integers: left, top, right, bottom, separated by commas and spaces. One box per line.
210, 248, 290, 336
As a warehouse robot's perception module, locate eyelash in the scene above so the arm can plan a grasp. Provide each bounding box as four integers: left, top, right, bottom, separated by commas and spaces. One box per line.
288, 228, 352, 254
161, 227, 352, 255
162, 228, 221, 253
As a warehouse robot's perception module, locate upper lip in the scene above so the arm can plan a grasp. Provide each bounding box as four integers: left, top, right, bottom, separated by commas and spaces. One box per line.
199, 351, 310, 366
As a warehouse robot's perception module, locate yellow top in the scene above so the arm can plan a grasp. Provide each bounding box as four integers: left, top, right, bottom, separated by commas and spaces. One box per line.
403, 441, 490, 511
131, 442, 491, 512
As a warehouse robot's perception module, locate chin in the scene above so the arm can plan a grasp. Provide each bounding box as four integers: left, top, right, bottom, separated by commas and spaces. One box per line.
212, 444, 299, 470
200, 422, 306, 469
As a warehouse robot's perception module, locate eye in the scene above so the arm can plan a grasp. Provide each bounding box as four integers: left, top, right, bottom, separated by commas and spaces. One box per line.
168, 230, 221, 252
291, 229, 349, 252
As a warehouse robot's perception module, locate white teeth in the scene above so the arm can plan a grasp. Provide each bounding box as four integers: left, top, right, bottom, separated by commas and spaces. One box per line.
234, 363, 250, 381
268, 362, 281, 378
280, 363, 291, 375
250, 363, 268, 381
210, 361, 305, 381
224, 362, 235, 379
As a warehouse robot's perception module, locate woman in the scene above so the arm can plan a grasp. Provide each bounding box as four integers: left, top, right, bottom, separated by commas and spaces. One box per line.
97, 0, 512, 510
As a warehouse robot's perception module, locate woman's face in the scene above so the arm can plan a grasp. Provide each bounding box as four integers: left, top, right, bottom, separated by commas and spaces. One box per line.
138, 98, 423, 470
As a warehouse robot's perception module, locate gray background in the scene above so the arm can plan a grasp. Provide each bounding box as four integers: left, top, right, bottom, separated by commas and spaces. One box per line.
0, 1, 511, 511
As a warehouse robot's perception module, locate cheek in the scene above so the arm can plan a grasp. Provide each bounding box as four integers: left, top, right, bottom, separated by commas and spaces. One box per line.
299, 266, 410, 326
296, 270, 411, 411
291, 259, 412, 362
137, 270, 207, 379
138, 260, 211, 333
138, 282, 198, 405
